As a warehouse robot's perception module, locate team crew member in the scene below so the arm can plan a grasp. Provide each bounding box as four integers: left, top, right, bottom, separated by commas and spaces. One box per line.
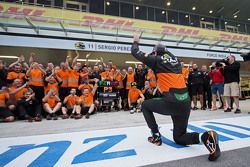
142, 80, 154, 100
17, 90, 42, 122
7, 63, 26, 84
77, 79, 99, 119
26, 62, 46, 102
0, 60, 8, 88
188, 64, 205, 110
0, 88, 15, 122
8, 79, 28, 114
42, 90, 62, 120
121, 69, 128, 110
135, 64, 147, 90
113, 68, 124, 110
146, 68, 157, 88
201, 65, 212, 110
124, 67, 135, 110
101, 65, 113, 81
181, 62, 189, 84
7, 56, 29, 84
68, 51, 80, 95
44, 71, 62, 95
56, 62, 69, 101
62, 88, 79, 119
131, 35, 220, 161
128, 82, 145, 114
78, 80, 94, 94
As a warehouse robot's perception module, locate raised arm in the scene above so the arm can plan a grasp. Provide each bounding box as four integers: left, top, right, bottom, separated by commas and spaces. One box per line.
85, 53, 91, 66
42, 90, 52, 102
131, 35, 157, 69
9, 82, 28, 95
92, 78, 99, 95
72, 50, 80, 67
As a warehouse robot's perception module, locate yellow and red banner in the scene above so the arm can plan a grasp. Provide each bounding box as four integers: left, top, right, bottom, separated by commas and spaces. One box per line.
0, 2, 249, 44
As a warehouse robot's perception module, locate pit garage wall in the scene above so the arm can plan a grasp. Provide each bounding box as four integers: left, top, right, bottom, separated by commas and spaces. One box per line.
0, 34, 243, 61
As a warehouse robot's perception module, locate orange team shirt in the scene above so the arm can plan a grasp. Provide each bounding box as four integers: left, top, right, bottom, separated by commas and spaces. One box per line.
68, 69, 79, 88
101, 71, 113, 81
44, 82, 59, 94
64, 95, 79, 108
126, 73, 134, 90
182, 67, 189, 83
0, 92, 9, 108
56, 69, 69, 88
79, 92, 94, 106
79, 84, 93, 93
47, 96, 58, 108
146, 71, 157, 88
128, 89, 142, 102
29, 69, 44, 87
80, 72, 89, 83
114, 73, 124, 89
7, 72, 26, 82
8, 86, 28, 104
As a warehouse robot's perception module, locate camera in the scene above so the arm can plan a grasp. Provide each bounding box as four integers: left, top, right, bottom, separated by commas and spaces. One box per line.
215, 57, 229, 67
241, 52, 250, 62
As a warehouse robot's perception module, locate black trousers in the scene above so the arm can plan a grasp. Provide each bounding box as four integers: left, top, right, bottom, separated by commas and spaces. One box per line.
59, 87, 69, 102
141, 90, 200, 145
17, 104, 42, 119
203, 86, 212, 109
29, 85, 44, 103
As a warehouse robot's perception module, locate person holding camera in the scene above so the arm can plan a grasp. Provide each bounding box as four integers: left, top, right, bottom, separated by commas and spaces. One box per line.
221, 55, 241, 113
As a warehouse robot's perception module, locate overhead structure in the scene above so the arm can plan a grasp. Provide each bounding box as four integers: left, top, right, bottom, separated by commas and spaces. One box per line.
0, 10, 250, 53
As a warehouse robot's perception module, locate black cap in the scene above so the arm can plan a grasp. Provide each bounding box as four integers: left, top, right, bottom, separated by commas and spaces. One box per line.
151, 44, 167, 55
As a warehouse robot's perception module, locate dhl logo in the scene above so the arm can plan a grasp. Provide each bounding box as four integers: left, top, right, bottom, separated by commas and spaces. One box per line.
0, 4, 249, 43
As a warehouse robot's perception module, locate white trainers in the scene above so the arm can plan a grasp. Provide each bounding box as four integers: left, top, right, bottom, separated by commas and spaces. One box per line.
130, 108, 136, 114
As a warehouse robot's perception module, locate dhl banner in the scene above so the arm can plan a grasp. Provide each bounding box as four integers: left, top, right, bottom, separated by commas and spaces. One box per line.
0, 2, 249, 45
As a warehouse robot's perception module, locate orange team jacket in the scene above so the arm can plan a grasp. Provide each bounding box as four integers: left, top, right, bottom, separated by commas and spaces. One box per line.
146, 71, 157, 88
128, 89, 142, 102
44, 82, 59, 94
79, 92, 94, 106
114, 73, 124, 89
0, 92, 9, 108
126, 73, 135, 90
8, 86, 28, 104
101, 71, 113, 81
64, 95, 79, 108
56, 69, 69, 88
68, 69, 79, 88
46, 96, 58, 108
29, 69, 44, 87
7, 71, 26, 82
79, 84, 93, 93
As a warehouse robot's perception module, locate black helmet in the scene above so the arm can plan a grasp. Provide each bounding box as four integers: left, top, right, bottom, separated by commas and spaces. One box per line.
152, 44, 167, 55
